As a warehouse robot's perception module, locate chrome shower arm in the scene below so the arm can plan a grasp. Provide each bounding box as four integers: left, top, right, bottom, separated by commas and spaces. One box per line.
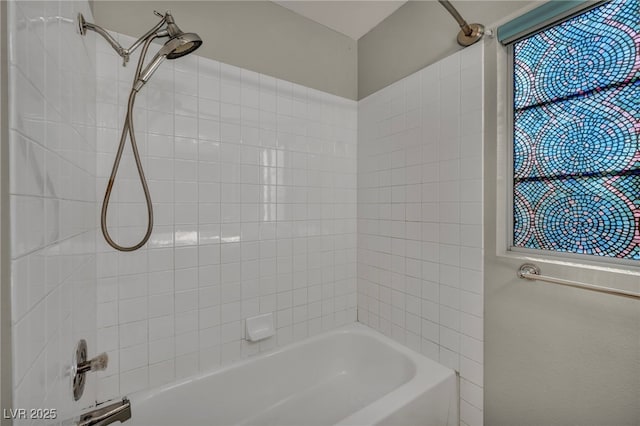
79, 18, 127, 57
438, 0, 472, 36
437, 0, 485, 47
78, 12, 168, 65
125, 15, 169, 57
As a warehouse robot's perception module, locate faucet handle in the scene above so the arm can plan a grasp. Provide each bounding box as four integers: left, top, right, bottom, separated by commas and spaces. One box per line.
89, 352, 109, 371
73, 340, 109, 401
78, 352, 108, 374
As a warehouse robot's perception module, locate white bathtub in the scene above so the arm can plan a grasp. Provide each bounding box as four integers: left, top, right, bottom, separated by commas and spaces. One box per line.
128, 324, 458, 426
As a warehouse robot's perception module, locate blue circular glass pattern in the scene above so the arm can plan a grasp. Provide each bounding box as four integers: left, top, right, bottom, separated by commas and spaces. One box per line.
513, 126, 535, 177
512, 0, 640, 260
531, 86, 638, 177
514, 0, 640, 109
513, 191, 534, 247
533, 180, 636, 256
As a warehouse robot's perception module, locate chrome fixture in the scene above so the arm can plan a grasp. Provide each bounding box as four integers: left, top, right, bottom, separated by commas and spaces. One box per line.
78, 11, 202, 251
518, 264, 640, 300
437, 0, 484, 46
72, 340, 109, 401
76, 398, 132, 426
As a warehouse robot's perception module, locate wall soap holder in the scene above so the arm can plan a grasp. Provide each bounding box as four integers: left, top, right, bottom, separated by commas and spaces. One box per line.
246, 313, 275, 342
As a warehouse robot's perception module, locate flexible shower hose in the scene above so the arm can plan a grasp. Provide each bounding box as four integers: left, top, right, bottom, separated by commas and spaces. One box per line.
101, 36, 157, 251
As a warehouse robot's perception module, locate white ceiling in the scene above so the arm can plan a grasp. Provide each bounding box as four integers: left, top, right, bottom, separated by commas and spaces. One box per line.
273, 1, 408, 40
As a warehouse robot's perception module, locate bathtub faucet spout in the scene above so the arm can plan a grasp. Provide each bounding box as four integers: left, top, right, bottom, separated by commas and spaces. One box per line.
77, 398, 132, 426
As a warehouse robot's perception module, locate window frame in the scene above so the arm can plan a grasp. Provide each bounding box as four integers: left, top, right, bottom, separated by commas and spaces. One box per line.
505, 2, 640, 267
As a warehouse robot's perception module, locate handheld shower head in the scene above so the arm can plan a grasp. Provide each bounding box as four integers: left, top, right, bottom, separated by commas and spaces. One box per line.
134, 53, 166, 91
79, 9, 203, 251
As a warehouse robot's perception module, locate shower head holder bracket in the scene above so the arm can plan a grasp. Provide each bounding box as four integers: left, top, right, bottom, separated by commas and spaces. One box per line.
76, 12, 87, 36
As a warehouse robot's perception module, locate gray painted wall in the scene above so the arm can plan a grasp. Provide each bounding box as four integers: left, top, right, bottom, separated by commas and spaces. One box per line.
357, 1, 534, 99
483, 35, 640, 425
92, 1, 358, 100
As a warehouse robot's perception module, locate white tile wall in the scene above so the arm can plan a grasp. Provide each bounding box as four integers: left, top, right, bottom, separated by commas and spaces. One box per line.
357, 44, 484, 426
8, 0, 98, 423
95, 33, 358, 398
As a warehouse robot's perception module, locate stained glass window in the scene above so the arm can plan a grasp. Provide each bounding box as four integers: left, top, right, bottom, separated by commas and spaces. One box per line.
512, 0, 640, 260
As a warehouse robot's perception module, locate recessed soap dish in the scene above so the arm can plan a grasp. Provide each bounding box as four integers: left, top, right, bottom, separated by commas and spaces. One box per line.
246, 313, 275, 342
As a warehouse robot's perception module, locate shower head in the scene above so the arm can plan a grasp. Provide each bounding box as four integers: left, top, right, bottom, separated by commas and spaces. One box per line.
161, 32, 203, 60
125, 12, 202, 92
134, 31, 202, 92
162, 12, 203, 59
